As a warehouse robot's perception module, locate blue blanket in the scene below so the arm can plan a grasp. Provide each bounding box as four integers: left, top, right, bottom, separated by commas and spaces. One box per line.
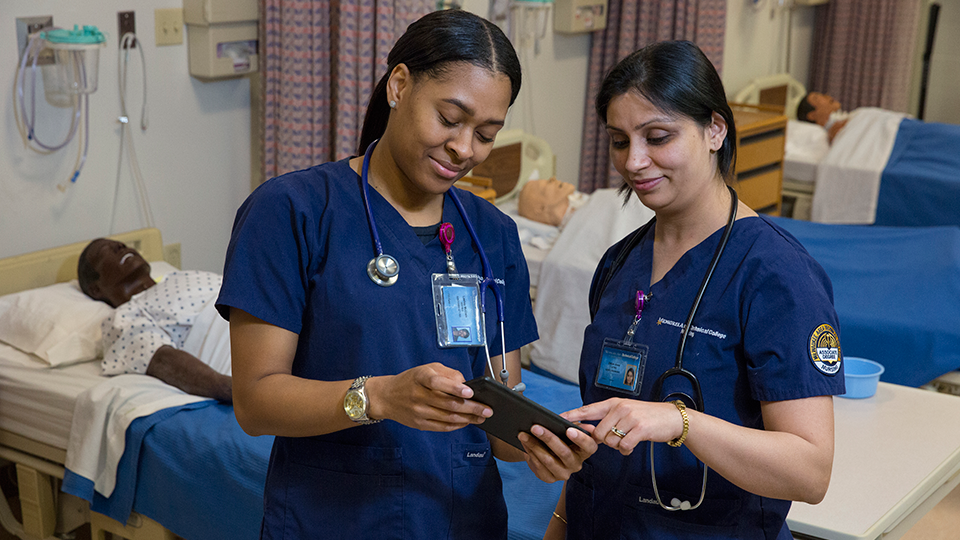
62, 370, 583, 540
876, 118, 960, 227
772, 217, 960, 387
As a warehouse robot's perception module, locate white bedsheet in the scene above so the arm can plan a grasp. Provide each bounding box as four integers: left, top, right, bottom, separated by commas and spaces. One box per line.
0, 345, 104, 451
65, 375, 209, 498
811, 108, 908, 224
529, 189, 655, 382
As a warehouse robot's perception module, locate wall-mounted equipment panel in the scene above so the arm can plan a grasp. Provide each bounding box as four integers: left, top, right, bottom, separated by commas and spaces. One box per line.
183, 0, 258, 79
555, 0, 608, 33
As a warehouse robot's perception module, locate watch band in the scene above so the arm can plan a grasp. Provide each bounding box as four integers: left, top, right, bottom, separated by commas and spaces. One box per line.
345, 376, 381, 425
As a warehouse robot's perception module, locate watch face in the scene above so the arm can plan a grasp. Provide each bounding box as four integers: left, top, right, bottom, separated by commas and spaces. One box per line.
344, 391, 365, 419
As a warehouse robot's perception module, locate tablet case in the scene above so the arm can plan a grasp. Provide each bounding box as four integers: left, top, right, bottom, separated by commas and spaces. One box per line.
465, 376, 586, 451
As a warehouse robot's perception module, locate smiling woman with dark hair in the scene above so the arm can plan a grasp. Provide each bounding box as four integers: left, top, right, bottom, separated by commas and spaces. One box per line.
216, 9, 595, 539
545, 41, 844, 540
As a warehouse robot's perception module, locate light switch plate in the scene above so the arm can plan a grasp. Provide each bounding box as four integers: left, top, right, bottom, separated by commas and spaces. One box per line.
155, 8, 184, 46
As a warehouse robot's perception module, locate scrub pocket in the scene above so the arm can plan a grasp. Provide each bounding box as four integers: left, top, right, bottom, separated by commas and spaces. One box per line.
450, 442, 507, 539
277, 441, 404, 540
621, 483, 743, 539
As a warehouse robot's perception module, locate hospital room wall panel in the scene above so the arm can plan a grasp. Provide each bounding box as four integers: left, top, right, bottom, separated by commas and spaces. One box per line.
0, 0, 253, 273
2, 0, 812, 272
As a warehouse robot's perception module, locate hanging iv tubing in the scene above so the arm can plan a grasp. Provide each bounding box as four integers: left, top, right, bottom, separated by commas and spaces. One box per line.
15, 25, 106, 187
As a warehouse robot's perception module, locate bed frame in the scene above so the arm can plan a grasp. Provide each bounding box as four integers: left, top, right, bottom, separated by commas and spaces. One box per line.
0, 228, 175, 540
733, 73, 808, 120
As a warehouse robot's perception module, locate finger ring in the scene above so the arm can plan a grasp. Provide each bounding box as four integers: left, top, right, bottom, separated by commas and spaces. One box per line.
611, 426, 627, 438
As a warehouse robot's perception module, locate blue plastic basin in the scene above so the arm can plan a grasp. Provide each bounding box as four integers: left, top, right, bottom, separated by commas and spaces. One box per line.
839, 357, 884, 399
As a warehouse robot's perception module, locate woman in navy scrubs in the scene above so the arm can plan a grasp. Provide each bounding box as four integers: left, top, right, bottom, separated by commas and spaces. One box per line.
546, 41, 844, 539
216, 10, 595, 540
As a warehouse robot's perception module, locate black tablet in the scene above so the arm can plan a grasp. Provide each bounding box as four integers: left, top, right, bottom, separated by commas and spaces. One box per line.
466, 376, 587, 451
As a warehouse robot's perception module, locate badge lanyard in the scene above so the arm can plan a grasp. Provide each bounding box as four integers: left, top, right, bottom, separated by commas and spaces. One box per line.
595, 291, 650, 395
359, 140, 509, 385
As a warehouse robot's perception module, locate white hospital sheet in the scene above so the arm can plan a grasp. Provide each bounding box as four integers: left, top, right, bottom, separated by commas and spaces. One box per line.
529, 189, 655, 382
811, 108, 908, 224
65, 374, 210, 498
0, 345, 104, 451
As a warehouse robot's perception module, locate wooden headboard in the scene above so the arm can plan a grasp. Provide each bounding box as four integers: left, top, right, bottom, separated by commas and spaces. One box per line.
0, 228, 164, 296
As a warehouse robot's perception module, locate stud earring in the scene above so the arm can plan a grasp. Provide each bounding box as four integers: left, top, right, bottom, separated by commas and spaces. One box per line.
389, 100, 397, 109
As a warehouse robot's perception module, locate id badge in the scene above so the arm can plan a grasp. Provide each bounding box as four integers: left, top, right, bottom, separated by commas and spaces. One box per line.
432, 273, 486, 348
595, 338, 647, 395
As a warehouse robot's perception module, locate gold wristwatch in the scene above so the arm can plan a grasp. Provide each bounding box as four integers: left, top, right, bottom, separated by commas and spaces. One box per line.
343, 376, 380, 425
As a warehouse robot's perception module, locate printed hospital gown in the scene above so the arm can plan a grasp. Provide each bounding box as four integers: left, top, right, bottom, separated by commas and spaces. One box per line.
100, 271, 221, 375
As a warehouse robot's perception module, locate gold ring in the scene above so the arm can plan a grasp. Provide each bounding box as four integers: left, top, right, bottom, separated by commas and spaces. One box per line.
611, 426, 627, 438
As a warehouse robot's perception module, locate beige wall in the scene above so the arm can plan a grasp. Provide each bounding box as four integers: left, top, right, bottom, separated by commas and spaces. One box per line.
1, 0, 252, 272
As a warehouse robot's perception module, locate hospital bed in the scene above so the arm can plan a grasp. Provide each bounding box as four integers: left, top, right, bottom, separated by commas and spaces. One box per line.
499, 185, 960, 388
734, 74, 960, 227
0, 228, 586, 540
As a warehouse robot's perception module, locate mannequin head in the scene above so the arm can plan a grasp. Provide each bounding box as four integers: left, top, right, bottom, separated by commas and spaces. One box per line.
798, 92, 841, 126
517, 178, 577, 226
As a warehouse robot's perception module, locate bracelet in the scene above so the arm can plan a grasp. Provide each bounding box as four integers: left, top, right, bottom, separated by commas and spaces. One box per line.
667, 400, 689, 448
552, 511, 567, 525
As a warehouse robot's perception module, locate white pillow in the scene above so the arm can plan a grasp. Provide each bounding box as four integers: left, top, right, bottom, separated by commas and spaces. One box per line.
0, 281, 114, 366
786, 120, 831, 162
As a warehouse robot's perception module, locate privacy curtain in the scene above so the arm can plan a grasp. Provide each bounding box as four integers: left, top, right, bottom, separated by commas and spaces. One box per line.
809, 0, 921, 113
260, 0, 433, 181
578, 0, 726, 193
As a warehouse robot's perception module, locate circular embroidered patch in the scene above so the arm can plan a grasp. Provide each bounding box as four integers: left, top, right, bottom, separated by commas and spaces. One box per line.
809, 324, 842, 375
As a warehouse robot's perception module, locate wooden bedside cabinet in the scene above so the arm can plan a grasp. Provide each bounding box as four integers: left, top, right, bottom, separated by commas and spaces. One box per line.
730, 104, 787, 215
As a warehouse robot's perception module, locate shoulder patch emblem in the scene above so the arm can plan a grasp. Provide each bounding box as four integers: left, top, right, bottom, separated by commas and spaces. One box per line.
809, 324, 841, 376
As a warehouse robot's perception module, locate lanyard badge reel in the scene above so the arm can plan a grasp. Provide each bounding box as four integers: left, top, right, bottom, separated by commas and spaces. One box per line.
594, 291, 649, 396
432, 222, 486, 349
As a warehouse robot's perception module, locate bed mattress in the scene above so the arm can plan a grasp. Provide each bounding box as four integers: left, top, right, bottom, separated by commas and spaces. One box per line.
0, 344, 104, 451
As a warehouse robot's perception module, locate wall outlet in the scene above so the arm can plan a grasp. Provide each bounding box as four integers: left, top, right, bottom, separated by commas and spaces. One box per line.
154, 8, 184, 46
118, 11, 136, 48
15, 16, 54, 65
163, 243, 182, 269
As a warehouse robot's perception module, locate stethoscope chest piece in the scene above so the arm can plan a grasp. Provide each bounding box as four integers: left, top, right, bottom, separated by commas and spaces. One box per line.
367, 253, 399, 287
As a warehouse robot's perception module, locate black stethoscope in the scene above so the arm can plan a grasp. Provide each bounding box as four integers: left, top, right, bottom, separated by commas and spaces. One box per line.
592, 184, 738, 511
358, 140, 511, 384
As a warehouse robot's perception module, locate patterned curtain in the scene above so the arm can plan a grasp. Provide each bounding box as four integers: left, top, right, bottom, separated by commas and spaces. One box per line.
578, 0, 726, 193
260, 0, 433, 181
809, 0, 921, 114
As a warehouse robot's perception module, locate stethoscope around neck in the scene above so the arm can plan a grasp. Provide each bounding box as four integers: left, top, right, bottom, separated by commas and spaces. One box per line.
358, 140, 512, 384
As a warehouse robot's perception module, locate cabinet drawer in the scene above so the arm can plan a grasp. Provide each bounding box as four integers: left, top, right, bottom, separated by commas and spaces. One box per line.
736, 132, 786, 172
733, 166, 782, 211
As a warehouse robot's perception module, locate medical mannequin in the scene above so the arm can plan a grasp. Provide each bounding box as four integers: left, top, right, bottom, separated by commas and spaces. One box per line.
217, 10, 595, 540
797, 92, 850, 142
78, 238, 232, 402
546, 41, 843, 540
516, 177, 588, 227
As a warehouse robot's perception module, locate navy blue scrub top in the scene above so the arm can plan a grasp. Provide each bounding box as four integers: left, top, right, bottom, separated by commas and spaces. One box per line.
217, 159, 538, 539
566, 216, 844, 540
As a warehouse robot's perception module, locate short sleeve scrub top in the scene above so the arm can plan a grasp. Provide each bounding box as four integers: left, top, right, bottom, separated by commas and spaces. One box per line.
216, 159, 538, 540
566, 216, 845, 540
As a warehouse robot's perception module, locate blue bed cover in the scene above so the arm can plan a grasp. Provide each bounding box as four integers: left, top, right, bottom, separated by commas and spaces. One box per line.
62, 370, 583, 540
772, 217, 960, 387
876, 118, 960, 227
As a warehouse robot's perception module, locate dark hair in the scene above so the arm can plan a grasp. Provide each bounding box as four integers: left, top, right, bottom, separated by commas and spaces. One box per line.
596, 41, 737, 188
357, 9, 521, 155
796, 93, 815, 123
77, 239, 104, 299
